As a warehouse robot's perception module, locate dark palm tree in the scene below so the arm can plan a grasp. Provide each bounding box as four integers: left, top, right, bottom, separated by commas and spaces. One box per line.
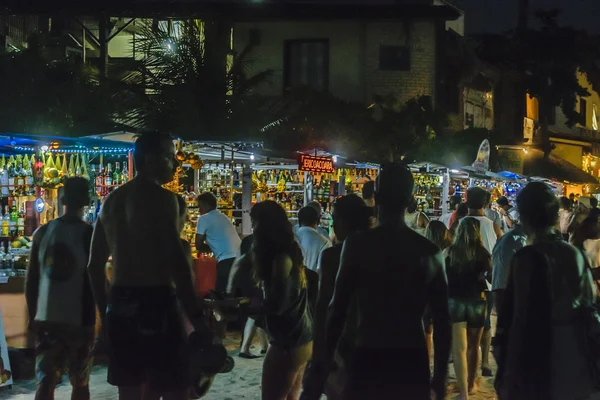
0, 48, 121, 136
117, 20, 273, 140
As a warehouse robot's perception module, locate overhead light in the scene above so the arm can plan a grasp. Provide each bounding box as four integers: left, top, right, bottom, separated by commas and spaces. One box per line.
250, 154, 255, 160
332, 155, 338, 163
41, 145, 49, 152
450, 169, 460, 173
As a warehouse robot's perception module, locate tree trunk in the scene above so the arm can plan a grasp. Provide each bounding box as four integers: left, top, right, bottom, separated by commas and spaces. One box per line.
517, 0, 529, 37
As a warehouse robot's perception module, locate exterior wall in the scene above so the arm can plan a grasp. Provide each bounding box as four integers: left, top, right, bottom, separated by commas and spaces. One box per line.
234, 21, 364, 103
234, 19, 438, 105
364, 21, 436, 105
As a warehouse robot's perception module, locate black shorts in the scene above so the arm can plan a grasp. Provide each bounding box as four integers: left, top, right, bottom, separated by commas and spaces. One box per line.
449, 296, 487, 328
215, 257, 236, 294
344, 347, 430, 399
106, 286, 189, 392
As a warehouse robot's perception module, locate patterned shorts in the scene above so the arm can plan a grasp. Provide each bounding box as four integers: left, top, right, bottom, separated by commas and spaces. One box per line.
35, 322, 94, 387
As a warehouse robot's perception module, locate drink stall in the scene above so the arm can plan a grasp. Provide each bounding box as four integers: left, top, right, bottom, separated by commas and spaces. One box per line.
0, 133, 134, 352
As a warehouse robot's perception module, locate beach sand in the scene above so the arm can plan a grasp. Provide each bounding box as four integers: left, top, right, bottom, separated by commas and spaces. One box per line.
0, 328, 498, 400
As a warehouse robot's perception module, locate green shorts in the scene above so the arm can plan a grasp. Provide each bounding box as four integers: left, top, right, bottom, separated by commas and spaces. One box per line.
35, 321, 94, 387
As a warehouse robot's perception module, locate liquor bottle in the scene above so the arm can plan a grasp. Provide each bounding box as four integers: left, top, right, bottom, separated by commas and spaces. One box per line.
105, 164, 113, 186
2, 206, 10, 237
9, 201, 17, 237
96, 164, 105, 196
121, 163, 129, 184
17, 203, 25, 236
15, 156, 24, 189
23, 155, 33, 186
113, 162, 122, 186
7, 158, 15, 193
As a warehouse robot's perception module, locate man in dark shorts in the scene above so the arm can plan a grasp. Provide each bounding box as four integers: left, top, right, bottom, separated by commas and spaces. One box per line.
88, 132, 212, 399
195, 192, 241, 294
306, 164, 451, 400
25, 177, 95, 400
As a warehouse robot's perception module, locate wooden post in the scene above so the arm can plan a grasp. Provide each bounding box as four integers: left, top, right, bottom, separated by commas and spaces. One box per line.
128, 151, 134, 180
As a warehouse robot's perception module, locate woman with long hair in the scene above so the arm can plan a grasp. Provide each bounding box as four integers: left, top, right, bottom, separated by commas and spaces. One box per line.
249, 200, 312, 400
304, 194, 371, 400
406, 196, 430, 236
423, 220, 453, 361
495, 182, 597, 400
426, 220, 453, 251
445, 217, 491, 400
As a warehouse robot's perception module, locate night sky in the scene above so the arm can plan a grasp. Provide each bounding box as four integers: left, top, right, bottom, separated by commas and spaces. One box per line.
457, 0, 600, 34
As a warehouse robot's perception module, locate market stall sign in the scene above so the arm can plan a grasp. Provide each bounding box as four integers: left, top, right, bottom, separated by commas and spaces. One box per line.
298, 155, 335, 173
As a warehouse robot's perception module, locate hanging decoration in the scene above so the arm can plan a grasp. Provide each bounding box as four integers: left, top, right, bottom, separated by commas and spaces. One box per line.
163, 166, 187, 193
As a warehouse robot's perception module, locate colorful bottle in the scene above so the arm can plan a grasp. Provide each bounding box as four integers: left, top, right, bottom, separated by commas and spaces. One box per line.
113, 162, 122, 186
96, 164, 105, 196
105, 164, 113, 186
121, 163, 129, 184
2, 206, 9, 237
17, 203, 25, 236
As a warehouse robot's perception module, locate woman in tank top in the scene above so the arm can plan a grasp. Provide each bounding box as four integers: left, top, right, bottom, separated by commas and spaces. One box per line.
249, 201, 312, 400
445, 217, 491, 400
406, 197, 429, 236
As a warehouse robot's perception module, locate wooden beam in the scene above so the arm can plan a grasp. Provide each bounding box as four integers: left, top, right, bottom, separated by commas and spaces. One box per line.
107, 17, 136, 42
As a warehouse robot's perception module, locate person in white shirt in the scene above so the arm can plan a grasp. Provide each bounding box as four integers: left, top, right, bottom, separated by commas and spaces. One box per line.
465, 186, 503, 379
294, 201, 330, 239
195, 192, 242, 293
296, 206, 331, 271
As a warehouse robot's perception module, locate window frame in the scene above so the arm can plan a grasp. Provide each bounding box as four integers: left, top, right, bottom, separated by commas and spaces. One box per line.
283, 38, 330, 92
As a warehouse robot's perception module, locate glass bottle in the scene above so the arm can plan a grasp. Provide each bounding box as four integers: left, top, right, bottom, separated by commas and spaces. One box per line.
121, 163, 129, 184
105, 164, 113, 186
96, 164, 105, 196
113, 162, 122, 186
2, 205, 9, 237
17, 203, 25, 236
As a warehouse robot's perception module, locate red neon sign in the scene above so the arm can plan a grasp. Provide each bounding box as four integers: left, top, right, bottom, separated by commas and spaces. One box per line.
298, 155, 335, 173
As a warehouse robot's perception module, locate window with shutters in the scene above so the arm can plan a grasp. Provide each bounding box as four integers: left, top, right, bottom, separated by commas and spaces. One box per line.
284, 39, 329, 92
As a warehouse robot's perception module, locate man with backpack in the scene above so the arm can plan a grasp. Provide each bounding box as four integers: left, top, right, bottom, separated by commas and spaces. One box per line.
25, 177, 95, 400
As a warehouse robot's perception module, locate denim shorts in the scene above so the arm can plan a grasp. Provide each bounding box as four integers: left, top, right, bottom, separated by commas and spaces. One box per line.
448, 296, 487, 328
484, 291, 493, 331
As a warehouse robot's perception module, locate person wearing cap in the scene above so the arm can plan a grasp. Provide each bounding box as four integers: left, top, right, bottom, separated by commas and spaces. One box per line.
25, 177, 95, 400
496, 196, 519, 233
567, 195, 593, 237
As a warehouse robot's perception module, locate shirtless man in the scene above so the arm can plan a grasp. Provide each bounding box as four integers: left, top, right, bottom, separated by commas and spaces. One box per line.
304, 163, 451, 400
88, 132, 211, 400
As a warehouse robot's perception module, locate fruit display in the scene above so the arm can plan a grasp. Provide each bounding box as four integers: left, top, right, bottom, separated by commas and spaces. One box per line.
38, 152, 92, 189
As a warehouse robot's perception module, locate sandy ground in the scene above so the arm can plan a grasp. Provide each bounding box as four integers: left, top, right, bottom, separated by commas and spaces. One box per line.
0, 329, 498, 400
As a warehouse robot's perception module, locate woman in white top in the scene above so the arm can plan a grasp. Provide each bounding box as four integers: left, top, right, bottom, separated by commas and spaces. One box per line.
405, 197, 429, 236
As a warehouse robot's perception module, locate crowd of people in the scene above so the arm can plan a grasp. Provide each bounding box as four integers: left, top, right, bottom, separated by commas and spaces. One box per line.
21, 131, 600, 400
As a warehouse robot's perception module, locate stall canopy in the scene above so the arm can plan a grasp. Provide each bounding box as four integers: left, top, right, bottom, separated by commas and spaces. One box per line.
0, 133, 134, 153
521, 148, 598, 185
